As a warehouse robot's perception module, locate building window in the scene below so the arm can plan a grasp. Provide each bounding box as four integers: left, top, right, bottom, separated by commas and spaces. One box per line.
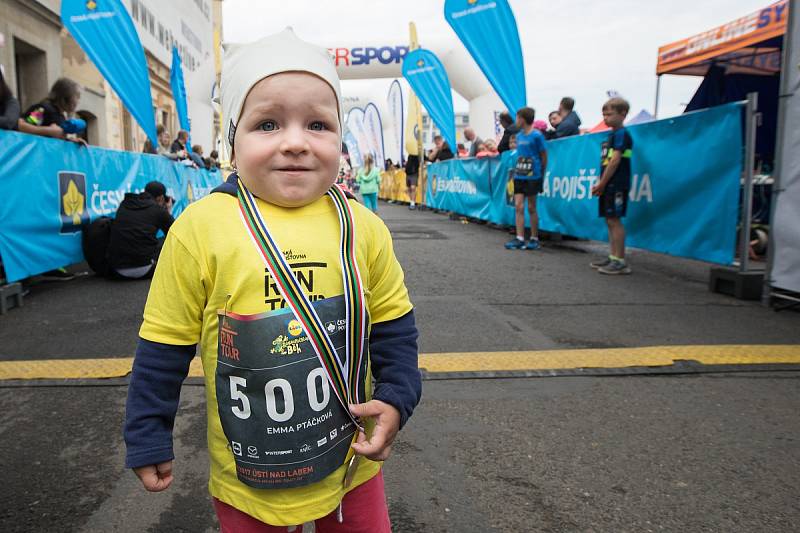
131, 0, 139, 20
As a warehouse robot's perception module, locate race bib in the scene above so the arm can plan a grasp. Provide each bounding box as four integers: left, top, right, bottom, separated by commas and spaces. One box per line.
515, 156, 534, 177
215, 295, 368, 489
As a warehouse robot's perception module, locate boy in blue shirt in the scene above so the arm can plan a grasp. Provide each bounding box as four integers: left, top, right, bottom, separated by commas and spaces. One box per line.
505, 106, 547, 250
591, 97, 633, 275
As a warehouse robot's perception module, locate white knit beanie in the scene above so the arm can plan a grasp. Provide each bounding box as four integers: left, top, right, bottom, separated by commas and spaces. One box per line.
220, 28, 342, 155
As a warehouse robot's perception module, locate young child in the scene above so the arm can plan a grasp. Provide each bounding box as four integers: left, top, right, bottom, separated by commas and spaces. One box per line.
124, 29, 421, 532
355, 153, 381, 213
591, 97, 633, 275
505, 106, 547, 250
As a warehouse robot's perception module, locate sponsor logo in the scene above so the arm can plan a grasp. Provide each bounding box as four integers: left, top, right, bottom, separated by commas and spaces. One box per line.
231, 441, 242, 456
86, 0, 97, 10
287, 319, 303, 337
451, 1, 498, 19
58, 171, 90, 234
270, 334, 305, 356
328, 46, 408, 67
433, 175, 478, 196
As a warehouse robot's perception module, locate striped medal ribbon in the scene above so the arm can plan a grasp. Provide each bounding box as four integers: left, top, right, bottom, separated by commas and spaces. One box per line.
236, 178, 366, 430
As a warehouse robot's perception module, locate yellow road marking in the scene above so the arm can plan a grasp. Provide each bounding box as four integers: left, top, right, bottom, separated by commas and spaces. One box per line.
0, 345, 798, 381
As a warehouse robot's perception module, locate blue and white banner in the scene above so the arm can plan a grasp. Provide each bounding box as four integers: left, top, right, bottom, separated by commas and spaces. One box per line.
363, 103, 386, 167
402, 48, 457, 151
61, 0, 158, 145
0, 130, 222, 282
170, 45, 191, 141
387, 80, 404, 164
445, 0, 526, 114
343, 130, 363, 169
345, 107, 373, 164
427, 103, 744, 265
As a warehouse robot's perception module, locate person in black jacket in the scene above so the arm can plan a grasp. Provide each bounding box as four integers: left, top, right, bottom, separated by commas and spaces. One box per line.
497, 111, 520, 153
0, 69, 20, 130
107, 181, 174, 279
554, 96, 582, 138
427, 134, 454, 162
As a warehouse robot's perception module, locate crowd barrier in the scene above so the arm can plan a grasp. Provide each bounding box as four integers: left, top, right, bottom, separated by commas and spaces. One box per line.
379, 168, 426, 205
425, 102, 744, 265
0, 130, 223, 282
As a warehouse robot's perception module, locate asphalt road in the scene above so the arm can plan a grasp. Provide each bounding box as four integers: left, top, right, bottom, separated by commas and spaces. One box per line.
1, 200, 798, 532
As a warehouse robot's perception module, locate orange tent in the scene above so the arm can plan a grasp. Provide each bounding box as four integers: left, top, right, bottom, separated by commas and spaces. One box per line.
656, 0, 788, 77
587, 120, 610, 134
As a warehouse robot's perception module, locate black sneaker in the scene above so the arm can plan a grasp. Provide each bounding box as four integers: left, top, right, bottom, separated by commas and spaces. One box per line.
590, 257, 612, 269
40, 268, 76, 281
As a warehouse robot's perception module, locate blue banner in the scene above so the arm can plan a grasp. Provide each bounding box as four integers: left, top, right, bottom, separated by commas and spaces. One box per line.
170, 46, 191, 142
0, 130, 222, 282
445, 0, 526, 114
427, 103, 744, 265
61, 0, 158, 145
402, 48, 457, 151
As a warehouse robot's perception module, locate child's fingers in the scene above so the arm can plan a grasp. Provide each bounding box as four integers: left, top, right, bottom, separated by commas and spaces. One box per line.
348, 401, 383, 419
134, 462, 173, 492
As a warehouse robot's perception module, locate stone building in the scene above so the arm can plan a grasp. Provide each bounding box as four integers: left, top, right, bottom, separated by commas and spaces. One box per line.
0, 0, 223, 153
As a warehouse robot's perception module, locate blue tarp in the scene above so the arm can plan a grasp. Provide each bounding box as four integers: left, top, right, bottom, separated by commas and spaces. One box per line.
426, 103, 744, 265
0, 131, 222, 282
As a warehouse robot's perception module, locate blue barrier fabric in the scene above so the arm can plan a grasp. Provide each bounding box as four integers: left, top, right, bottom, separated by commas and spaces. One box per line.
0, 131, 222, 282
426, 103, 743, 265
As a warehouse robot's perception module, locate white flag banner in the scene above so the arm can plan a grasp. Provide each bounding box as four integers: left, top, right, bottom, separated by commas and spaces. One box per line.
387, 80, 404, 164
345, 108, 372, 165
363, 103, 386, 168
343, 130, 363, 169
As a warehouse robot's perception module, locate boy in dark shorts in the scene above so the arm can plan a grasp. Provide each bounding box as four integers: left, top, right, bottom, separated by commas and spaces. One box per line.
505, 106, 547, 250
404, 154, 420, 210
591, 97, 633, 275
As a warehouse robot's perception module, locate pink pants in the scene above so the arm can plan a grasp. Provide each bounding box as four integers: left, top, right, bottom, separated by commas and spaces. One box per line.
213, 471, 392, 533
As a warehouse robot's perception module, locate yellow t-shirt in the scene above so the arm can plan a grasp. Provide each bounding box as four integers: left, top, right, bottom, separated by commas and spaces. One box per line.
139, 191, 412, 526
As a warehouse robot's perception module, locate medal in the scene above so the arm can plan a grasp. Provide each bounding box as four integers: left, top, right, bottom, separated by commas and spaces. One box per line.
236, 178, 367, 430
343, 453, 361, 488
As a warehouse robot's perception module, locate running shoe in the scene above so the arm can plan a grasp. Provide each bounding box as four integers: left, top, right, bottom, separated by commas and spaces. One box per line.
598, 260, 631, 275
524, 240, 541, 250
590, 256, 612, 269
505, 238, 526, 250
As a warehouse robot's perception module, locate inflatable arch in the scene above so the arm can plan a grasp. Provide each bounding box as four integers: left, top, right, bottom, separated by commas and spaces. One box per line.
328, 42, 503, 164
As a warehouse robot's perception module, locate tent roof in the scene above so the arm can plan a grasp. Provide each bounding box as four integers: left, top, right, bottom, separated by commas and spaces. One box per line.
656, 0, 788, 76
588, 120, 610, 133
627, 109, 654, 125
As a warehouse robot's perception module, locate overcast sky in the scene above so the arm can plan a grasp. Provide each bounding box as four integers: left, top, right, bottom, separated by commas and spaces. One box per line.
223, 0, 768, 128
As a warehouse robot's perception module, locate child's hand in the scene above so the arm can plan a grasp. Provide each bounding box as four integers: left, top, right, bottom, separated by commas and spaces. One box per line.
591, 182, 605, 196
349, 400, 400, 462
133, 461, 174, 492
